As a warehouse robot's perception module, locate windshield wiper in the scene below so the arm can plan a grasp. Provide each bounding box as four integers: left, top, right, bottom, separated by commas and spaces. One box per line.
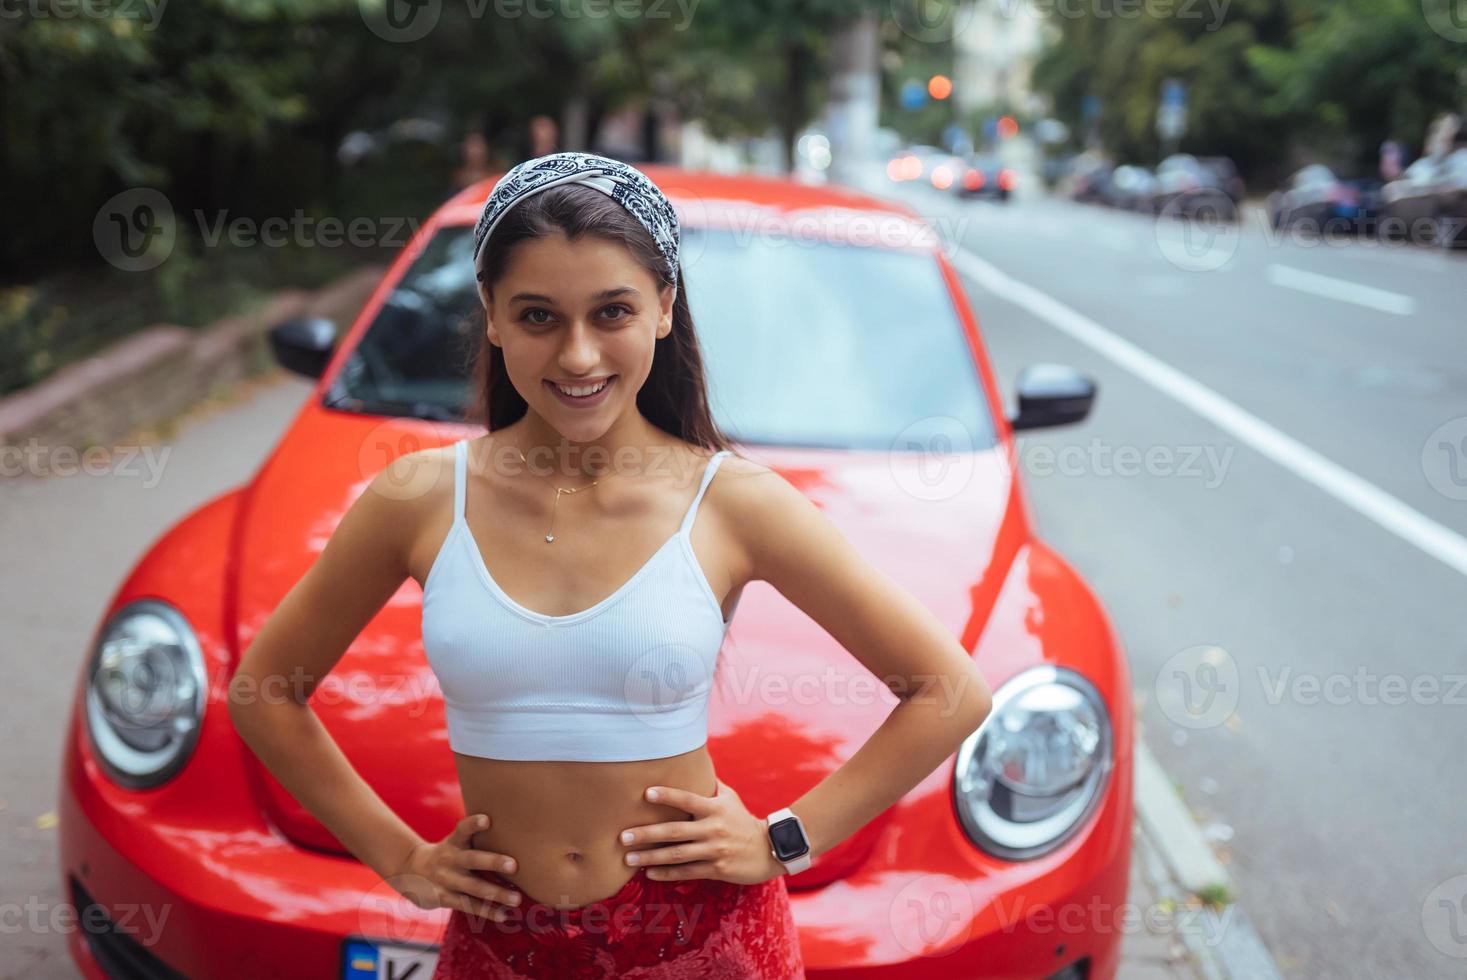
321, 389, 462, 422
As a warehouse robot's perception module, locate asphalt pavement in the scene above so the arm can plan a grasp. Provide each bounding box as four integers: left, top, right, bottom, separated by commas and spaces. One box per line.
0, 374, 312, 978
860, 176, 1467, 979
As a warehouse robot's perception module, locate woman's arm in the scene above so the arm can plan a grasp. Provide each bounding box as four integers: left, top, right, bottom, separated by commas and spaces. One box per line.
227, 449, 437, 881
728, 461, 995, 861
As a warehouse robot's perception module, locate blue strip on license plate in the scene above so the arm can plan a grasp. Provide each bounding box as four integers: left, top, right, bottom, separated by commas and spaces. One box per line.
342, 937, 440, 980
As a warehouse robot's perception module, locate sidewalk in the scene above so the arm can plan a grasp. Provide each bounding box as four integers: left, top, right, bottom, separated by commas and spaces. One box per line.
1122, 822, 1206, 979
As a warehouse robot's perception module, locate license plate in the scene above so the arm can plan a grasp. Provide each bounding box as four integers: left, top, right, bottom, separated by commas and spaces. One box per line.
342, 936, 440, 980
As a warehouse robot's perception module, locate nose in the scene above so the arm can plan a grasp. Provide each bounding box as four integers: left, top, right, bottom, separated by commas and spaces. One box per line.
557, 318, 601, 374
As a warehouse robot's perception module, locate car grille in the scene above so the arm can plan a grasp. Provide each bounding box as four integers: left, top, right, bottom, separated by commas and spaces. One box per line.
68, 876, 187, 980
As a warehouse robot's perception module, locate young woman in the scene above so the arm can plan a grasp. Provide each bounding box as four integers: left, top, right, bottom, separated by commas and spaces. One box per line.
230, 152, 993, 979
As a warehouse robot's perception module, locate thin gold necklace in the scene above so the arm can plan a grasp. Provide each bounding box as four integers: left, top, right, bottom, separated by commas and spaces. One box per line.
511, 448, 611, 543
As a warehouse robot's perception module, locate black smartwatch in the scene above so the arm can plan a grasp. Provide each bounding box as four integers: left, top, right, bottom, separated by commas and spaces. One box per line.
764, 806, 812, 874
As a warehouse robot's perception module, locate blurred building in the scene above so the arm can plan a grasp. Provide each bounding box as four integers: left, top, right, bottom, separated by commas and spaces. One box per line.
953, 0, 1049, 116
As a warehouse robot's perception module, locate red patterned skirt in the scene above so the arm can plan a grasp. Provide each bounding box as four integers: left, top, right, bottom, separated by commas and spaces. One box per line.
429, 861, 806, 979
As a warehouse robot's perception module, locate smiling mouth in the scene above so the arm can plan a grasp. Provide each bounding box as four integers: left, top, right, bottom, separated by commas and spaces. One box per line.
545, 376, 616, 401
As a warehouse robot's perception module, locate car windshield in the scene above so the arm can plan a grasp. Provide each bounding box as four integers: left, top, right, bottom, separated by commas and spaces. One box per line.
325, 223, 996, 451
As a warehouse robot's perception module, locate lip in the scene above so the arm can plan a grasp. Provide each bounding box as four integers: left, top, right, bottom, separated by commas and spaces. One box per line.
544, 375, 616, 408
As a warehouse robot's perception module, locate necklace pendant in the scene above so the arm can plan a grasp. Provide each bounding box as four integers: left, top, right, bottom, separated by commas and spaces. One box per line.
545, 534, 555, 542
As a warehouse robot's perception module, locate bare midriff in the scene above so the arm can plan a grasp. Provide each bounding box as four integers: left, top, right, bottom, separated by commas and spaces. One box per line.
457, 743, 719, 910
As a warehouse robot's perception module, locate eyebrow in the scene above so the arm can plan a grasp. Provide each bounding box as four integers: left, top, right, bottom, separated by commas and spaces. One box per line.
509, 287, 640, 304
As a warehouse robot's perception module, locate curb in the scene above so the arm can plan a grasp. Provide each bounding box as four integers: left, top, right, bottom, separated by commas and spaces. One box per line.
1134, 740, 1230, 895
0, 265, 385, 453
1133, 740, 1282, 980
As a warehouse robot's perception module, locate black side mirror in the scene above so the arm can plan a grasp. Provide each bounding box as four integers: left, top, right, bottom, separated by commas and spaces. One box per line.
1008, 363, 1096, 431
268, 317, 337, 379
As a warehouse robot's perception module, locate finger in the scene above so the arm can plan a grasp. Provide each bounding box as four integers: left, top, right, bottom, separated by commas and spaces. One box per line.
442, 869, 523, 909
643, 861, 719, 881
620, 818, 712, 847
459, 847, 518, 875
644, 784, 712, 816
454, 813, 490, 846
445, 890, 512, 923
629, 842, 717, 867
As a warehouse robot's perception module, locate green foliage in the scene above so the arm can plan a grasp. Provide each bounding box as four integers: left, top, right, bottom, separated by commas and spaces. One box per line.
2, 0, 888, 392
1031, 0, 1465, 181
1249, 0, 1465, 168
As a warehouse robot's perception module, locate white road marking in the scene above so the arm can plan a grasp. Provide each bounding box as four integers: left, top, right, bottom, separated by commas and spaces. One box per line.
952, 247, 1467, 579
1264, 263, 1418, 316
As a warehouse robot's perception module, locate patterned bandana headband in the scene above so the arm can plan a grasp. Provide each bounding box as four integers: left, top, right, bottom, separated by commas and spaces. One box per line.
472, 151, 681, 289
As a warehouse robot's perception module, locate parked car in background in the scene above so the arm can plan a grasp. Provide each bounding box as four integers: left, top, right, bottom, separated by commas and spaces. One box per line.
887, 145, 966, 191
1041, 152, 1073, 190
1438, 148, 1467, 247
957, 153, 1017, 201
1383, 147, 1467, 247
1196, 156, 1246, 204
925, 151, 967, 192
1380, 155, 1448, 243
59, 167, 1133, 980
1100, 165, 1157, 211
886, 144, 941, 183
1267, 164, 1381, 235
1151, 153, 1241, 219
1065, 152, 1114, 204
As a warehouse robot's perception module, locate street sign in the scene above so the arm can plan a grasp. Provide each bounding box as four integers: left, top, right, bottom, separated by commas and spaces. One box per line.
1156, 78, 1187, 143
900, 79, 928, 110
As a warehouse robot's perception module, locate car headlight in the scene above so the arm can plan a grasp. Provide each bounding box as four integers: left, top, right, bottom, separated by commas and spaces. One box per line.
952, 665, 1112, 860
86, 599, 206, 788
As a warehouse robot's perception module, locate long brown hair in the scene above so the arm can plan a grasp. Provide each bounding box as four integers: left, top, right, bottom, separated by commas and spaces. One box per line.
468, 182, 733, 455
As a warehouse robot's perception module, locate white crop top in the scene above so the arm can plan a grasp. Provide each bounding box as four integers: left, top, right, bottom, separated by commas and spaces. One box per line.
421, 439, 739, 762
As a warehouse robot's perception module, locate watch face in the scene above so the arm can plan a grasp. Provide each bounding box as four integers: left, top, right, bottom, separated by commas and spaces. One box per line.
768, 817, 809, 860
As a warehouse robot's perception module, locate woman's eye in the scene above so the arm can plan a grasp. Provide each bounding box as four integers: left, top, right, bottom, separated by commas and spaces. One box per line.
602, 304, 632, 320
522, 309, 552, 325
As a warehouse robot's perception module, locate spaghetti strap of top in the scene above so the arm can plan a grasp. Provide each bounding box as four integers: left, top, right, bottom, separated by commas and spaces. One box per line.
452, 440, 467, 526
423, 439, 739, 762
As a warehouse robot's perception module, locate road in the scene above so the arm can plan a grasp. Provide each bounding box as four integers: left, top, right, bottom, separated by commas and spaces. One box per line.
0, 373, 316, 978
871, 180, 1467, 978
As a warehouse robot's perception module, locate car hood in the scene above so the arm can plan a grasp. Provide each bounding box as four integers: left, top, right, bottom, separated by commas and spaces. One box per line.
231, 412, 1022, 888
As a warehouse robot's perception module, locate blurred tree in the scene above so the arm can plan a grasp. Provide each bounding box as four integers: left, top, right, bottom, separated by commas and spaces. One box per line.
1030, 0, 1462, 182
1032, 0, 1294, 179
877, 13, 959, 148
1249, 0, 1465, 169
665, 0, 879, 171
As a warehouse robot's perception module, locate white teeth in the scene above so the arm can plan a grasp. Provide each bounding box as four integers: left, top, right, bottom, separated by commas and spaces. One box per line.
554, 379, 609, 397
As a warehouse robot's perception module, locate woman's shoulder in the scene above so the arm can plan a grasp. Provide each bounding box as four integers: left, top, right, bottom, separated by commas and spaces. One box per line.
366, 438, 461, 524
365, 439, 465, 585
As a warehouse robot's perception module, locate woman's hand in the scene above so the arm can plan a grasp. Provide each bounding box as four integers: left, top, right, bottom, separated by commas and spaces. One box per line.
617, 778, 788, 885
388, 813, 524, 921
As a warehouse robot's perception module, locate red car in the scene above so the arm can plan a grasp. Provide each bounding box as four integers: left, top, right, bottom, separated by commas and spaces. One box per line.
60, 168, 1131, 979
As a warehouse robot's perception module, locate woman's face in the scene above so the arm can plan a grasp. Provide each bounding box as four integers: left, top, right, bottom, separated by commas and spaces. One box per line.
478, 230, 674, 444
